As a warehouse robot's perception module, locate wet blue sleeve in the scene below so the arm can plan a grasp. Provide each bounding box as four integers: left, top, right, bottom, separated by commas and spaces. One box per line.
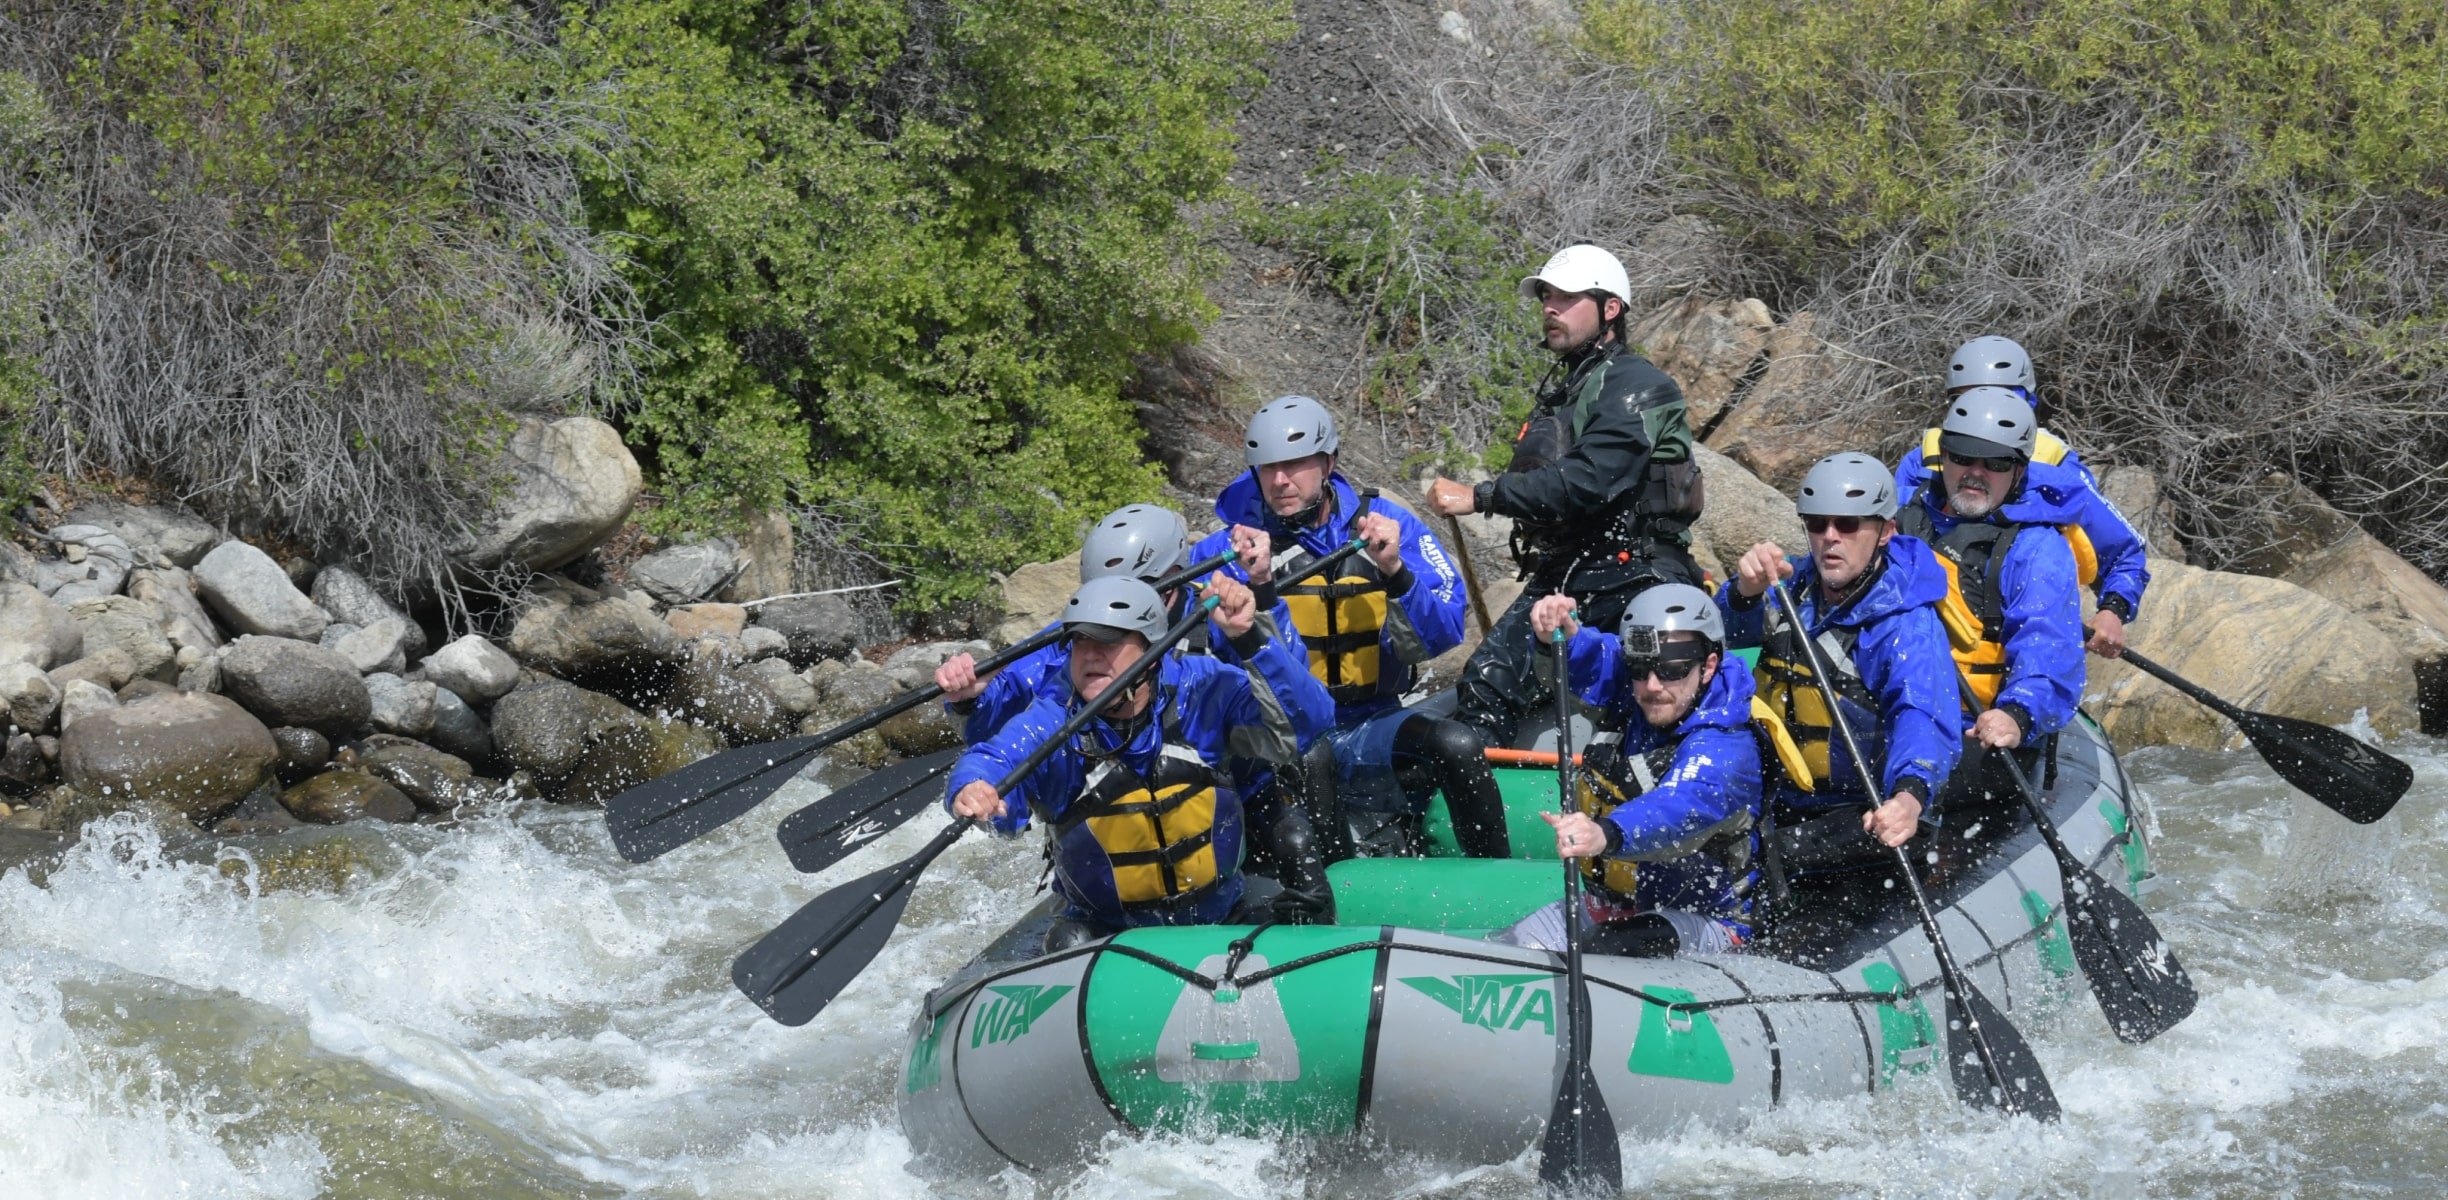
1564, 627, 1620, 707
1713, 564, 1795, 650
1995, 530, 2085, 737
1237, 625, 1336, 749
2066, 472, 2151, 618
1856, 606, 1962, 800
961, 635, 1061, 744
1388, 506, 1469, 657
1185, 528, 1301, 669
947, 695, 1071, 834
1603, 725, 1763, 859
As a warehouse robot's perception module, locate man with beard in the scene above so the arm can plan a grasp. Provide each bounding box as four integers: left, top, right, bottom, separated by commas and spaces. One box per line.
1422, 244, 1706, 746
1891, 387, 2087, 752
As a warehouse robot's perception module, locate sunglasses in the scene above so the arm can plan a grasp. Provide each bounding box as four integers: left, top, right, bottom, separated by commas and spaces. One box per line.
1802, 514, 1875, 536
1621, 639, 1710, 683
1944, 451, 2022, 473
1622, 658, 1703, 684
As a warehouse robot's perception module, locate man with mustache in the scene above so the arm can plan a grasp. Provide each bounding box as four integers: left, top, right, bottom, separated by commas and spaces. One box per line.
1892, 387, 2087, 754
948, 575, 1337, 949
1422, 244, 1706, 746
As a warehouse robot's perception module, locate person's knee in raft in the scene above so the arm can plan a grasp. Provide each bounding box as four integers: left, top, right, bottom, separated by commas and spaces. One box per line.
1719, 453, 1961, 853
946, 575, 1337, 947
1498, 582, 1763, 955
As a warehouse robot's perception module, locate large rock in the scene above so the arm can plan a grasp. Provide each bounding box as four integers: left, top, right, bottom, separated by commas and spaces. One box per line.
128, 565, 224, 654
280, 770, 417, 825
2280, 529, 2448, 733
1702, 314, 1868, 493
452, 415, 642, 572
363, 672, 437, 737
57, 691, 278, 823
2226, 472, 2364, 579
194, 541, 330, 640
426, 686, 495, 766
36, 524, 136, 604
68, 596, 177, 685
720, 508, 795, 602
334, 618, 410, 675
217, 635, 371, 738
269, 726, 332, 784
560, 716, 723, 806
507, 589, 679, 684
751, 592, 859, 665
0, 583, 82, 670
1690, 444, 1807, 583
489, 678, 644, 781
666, 652, 792, 745
2082, 560, 2417, 750
311, 566, 428, 659
737, 657, 818, 716
59, 500, 220, 568
54, 679, 118, 729
1629, 296, 1776, 431
992, 553, 1081, 647
667, 603, 747, 641
882, 640, 992, 691
0, 662, 60, 734
630, 537, 740, 605
353, 736, 493, 813
0, 733, 48, 794
420, 634, 519, 703
0, 540, 35, 587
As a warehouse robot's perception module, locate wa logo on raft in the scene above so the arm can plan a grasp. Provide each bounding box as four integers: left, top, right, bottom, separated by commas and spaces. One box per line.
1399, 973, 1556, 1035
971, 984, 1073, 1048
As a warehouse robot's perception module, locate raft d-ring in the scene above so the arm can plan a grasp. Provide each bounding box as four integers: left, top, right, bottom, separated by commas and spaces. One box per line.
1665, 1009, 1694, 1034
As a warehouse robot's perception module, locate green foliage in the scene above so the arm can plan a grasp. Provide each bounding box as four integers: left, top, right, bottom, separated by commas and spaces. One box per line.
1250, 164, 1538, 474
566, 0, 1292, 608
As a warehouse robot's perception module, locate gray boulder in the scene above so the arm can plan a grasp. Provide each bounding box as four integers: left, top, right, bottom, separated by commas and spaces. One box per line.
58, 691, 278, 823
69, 596, 177, 685
752, 593, 859, 665
335, 618, 409, 676
420, 634, 519, 704
55, 680, 118, 730
270, 726, 331, 785
218, 635, 370, 738
363, 672, 437, 737
561, 716, 722, 806
507, 591, 678, 681
451, 416, 642, 573
719, 509, 795, 602
0, 540, 35, 587
667, 652, 792, 745
36, 524, 136, 604
426, 686, 494, 766
0, 733, 47, 794
280, 770, 417, 825
0, 583, 82, 670
0, 663, 60, 734
311, 567, 428, 659
883, 640, 990, 690
208, 783, 303, 836
128, 565, 223, 654
1690, 443, 1808, 583
738, 625, 789, 661
490, 678, 643, 780
354, 736, 493, 813
177, 649, 221, 695
738, 657, 818, 716
631, 537, 741, 605
195, 541, 330, 640
59, 500, 220, 568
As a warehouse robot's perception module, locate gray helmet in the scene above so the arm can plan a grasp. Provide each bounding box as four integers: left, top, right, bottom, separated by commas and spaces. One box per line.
1080, 504, 1190, 585
1946, 335, 2034, 393
1244, 395, 1339, 468
1619, 582, 1724, 656
1063, 576, 1170, 644
1938, 385, 2037, 461
1795, 452, 1899, 518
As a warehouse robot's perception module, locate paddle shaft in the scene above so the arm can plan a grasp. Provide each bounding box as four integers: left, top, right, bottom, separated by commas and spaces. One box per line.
2115, 647, 2246, 721
1440, 511, 1496, 637
1769, 584, 2027, 1113
1539, 624, 1622, 1194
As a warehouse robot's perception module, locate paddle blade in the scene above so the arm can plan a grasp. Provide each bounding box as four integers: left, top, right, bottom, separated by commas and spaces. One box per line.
2233, 709, 2411, 824
605, 735, 826, 862
1941, 981, 2061, 1121
732, 856, 921, 1026
776, 749, 960, 874
1536, 978, 1622, 1197
2059, 862, 2197, 1044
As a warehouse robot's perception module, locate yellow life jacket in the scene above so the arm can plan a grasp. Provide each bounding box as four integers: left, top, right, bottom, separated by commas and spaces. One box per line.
1916, 427, 2100, 586
1274, 491, 1426, 708
1752, 607, 1878, 791
1919, 425, 2070, 470
1895, 496, 2093, 711
1748, 695, 1817, 794
1048, 699, 1240, 913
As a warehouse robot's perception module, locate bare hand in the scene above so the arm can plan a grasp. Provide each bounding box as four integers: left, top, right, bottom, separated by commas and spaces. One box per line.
1356, 511, 1405, 576
934, 653, 987, 703
1427, 477, 1477, 516
1229, 523, 1273, 585
1530, 593, 1581, 642
1863, 791, 1923, 847
2086, 610, 2128, 659
952, 780, 1006, 822
1209, 576, 1258, 640
1973, 708, 2024, 750
1736, 542, 1794, 599
1543, 810, 1608, 858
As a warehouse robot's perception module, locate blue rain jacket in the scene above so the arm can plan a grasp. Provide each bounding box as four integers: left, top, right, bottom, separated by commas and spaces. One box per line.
1905, 466, 2089, 739
1895, 433, 2149, 620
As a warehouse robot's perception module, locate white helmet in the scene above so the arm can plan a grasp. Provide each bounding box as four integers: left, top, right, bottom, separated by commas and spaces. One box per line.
1946, 335, 2034, 394
1939, 386, 2037, 461
1517, 243, 1631, 305
1063, 576, 1170, 644
1080, 505, 1190, 585
1619, 583, 1725, 656
1795, 452, 1899, 518
1244, 395, 1339, 468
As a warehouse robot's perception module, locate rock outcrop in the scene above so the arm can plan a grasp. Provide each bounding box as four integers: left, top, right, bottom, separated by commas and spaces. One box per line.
451, 415, 641, 572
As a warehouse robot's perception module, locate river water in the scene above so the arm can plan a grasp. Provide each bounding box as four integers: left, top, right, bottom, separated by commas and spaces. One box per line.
3, 728, 2442, 1200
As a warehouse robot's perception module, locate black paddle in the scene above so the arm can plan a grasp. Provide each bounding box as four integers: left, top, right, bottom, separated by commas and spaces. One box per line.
732, 593, 1223, 1026
1537, 623, 1621, 1197
1772, 583, 2060, 1121
2116, 646, 2410, 825
774, 748, 962, 874
603, 551, 1237, 862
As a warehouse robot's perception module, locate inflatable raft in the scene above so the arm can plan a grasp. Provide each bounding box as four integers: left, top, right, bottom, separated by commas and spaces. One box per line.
898, 712, 2157, 1174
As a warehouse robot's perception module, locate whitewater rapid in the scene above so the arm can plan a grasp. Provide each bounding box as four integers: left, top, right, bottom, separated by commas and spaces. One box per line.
2, 734, 2443, 1199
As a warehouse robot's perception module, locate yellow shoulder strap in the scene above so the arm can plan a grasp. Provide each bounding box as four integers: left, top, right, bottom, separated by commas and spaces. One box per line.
1750, 695, 1817, 793
1919, 426, 1942, 465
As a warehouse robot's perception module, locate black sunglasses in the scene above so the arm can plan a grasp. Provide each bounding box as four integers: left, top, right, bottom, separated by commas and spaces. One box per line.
1944, 450, 2022, 473
1622, 658, 1703, 684
1802, 514, 1875, 536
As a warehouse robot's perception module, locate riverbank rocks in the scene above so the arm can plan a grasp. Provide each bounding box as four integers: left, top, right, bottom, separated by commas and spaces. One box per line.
57, 692, 278, 824
421, 635, 518, 704
129, 566, 223, 654
1701, 314, 1866, 493
738, 657, 818, 716
281, 770, 417, 824
0, 583, 82, 670
70, 596, 177, 686
667, 603, 747, 641
354, 736, 497, 813
196, 541, 330, 641
631, 537, 740, 605
0, 664, 60, 734
56, 681, 117, 729
452, 415, 641, 573
993, 554, 1079, 647
335, 619, 410, 676
1629, 295, 1775, 431
60, 499, 219, 568
508, 587, 678, 685
561, 716, 723, 806
668, 653, 791, 745
270, 726, 331, 784
1691, 443, 1808, 582
311, 566, 427, 659
751, 593, 859, 665
491, 679, 638, 781
38, 524, 136, 604
721, 509, 795, 603
364, 673, 437, 737
426, 688, 494, 767
883, 641, 991, 691
2083, 560, 2418, 751
218, 636, 370, 739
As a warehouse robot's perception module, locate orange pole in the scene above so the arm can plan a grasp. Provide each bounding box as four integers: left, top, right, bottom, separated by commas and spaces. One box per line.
1482, 748, 1581, 767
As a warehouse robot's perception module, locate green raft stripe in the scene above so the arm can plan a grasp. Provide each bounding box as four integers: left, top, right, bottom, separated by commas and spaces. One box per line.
1191, 1041, 1261, 1060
